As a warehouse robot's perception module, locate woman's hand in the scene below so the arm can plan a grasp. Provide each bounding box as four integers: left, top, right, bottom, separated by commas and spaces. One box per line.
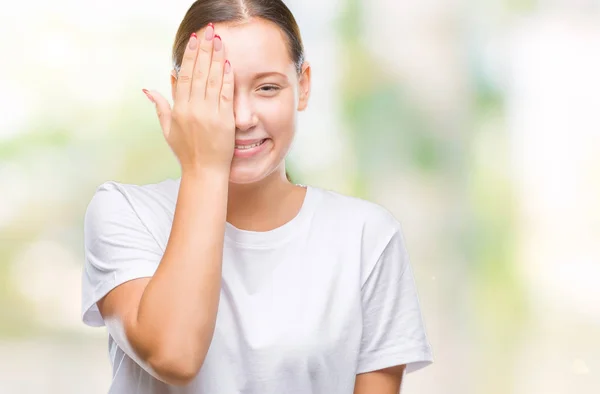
143, 25, 235, 174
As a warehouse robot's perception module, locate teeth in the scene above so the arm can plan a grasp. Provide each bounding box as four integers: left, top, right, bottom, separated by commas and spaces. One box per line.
235, 139, 265, 150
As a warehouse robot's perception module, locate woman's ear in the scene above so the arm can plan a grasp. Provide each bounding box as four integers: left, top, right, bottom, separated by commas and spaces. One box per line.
297, 62, 311, 111
170, 70, 178, 102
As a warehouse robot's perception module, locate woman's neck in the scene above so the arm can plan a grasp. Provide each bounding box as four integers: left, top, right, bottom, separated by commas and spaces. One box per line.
226, 168, 305, 232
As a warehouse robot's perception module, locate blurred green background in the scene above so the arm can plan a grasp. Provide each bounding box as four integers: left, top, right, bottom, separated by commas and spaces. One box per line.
1, 0, 599, 393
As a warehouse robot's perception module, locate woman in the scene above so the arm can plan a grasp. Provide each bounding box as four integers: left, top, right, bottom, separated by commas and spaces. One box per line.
81, 1, 434, 393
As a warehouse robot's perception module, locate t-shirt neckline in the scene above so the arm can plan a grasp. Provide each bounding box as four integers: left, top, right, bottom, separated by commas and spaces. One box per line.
225, 185, 317, 249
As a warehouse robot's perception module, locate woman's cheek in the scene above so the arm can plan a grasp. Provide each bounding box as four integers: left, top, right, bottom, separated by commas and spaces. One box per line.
260, 95, 296, 131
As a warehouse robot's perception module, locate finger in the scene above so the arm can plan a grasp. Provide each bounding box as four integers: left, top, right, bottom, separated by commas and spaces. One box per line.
174, 32, 199, 105
143, 89, 172, 140
204, 34, 225, 106
190, 23, 215, 103
219, 60, 234, 114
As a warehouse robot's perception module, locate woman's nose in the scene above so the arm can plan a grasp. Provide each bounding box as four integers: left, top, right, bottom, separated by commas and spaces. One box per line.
233, 96, 258, 132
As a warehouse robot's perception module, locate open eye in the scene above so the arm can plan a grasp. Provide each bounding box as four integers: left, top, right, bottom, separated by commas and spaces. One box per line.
258, 85, 281, 93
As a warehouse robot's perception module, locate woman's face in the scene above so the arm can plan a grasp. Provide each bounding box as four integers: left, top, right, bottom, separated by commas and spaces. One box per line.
171, 18, 311, 184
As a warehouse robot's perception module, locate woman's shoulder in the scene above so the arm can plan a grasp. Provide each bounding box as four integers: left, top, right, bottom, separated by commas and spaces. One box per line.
89, 177, 179, 204
309, 185, 402, 232
92, 177, 179, 198
308, 186, 406, 270
85, 177, 179, 226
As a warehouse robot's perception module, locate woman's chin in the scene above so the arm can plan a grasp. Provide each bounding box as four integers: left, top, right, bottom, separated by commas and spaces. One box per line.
228, 165, 271, 185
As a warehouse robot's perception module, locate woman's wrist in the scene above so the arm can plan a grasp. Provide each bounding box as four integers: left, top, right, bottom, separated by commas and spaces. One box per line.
181, 165, 230, 184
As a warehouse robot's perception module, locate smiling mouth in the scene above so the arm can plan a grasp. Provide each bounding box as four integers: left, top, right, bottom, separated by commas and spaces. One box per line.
234, 139, 268, 150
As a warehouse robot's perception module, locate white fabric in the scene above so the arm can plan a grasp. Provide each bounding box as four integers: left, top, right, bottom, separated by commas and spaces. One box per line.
82, 178, 434, 393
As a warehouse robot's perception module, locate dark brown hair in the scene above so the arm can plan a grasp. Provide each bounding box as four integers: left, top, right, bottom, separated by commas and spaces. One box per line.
171, 0, 304, 183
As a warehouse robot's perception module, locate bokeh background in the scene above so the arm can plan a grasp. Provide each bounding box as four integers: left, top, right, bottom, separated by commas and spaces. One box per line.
1, 0, 599, 393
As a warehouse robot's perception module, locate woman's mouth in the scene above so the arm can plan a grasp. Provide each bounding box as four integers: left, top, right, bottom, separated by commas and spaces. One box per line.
233, 138, 269, 158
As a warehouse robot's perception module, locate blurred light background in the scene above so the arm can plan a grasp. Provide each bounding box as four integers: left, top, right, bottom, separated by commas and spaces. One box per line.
1, 0, 599, 393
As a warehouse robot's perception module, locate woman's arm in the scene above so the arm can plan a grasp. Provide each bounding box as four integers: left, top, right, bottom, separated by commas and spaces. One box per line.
354, 365, 406, 394
96, 24, 236, 387
98, 171, 229, 384
354, 214, 433, 391
98, 169, 229, 386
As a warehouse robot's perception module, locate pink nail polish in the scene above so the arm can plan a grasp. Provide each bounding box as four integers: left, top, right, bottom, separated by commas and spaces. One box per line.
214, 35, 223, 51
142, 89, 155, 104
205, 23, 214, 40
190, 32, 197, 39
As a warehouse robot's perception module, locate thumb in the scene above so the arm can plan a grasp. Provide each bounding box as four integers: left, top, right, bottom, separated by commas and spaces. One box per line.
142, 89, 171, 140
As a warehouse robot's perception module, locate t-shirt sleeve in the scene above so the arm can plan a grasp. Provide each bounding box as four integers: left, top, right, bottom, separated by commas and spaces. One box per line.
81, 183, 163, 327
356, 225, 434, 374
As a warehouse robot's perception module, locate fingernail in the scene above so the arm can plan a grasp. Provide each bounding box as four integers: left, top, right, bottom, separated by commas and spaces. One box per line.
142, 89, 155, 104
189, 33, 197, 50
205, 23, 214, 40
224, 60, 231, 74
214, 35, 222, 51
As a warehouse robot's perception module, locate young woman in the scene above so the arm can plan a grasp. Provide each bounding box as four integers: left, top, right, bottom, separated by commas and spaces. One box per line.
81, 1, 433, 393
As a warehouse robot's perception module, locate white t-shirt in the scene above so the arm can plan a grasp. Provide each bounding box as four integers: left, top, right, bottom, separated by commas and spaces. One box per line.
81, 178, 433, 393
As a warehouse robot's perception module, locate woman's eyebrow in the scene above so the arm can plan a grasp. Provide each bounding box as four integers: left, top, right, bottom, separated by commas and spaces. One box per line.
253, 71, 288, 80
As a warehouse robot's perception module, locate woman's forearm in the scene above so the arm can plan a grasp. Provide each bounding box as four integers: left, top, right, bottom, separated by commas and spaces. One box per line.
131, 169, 229, 382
